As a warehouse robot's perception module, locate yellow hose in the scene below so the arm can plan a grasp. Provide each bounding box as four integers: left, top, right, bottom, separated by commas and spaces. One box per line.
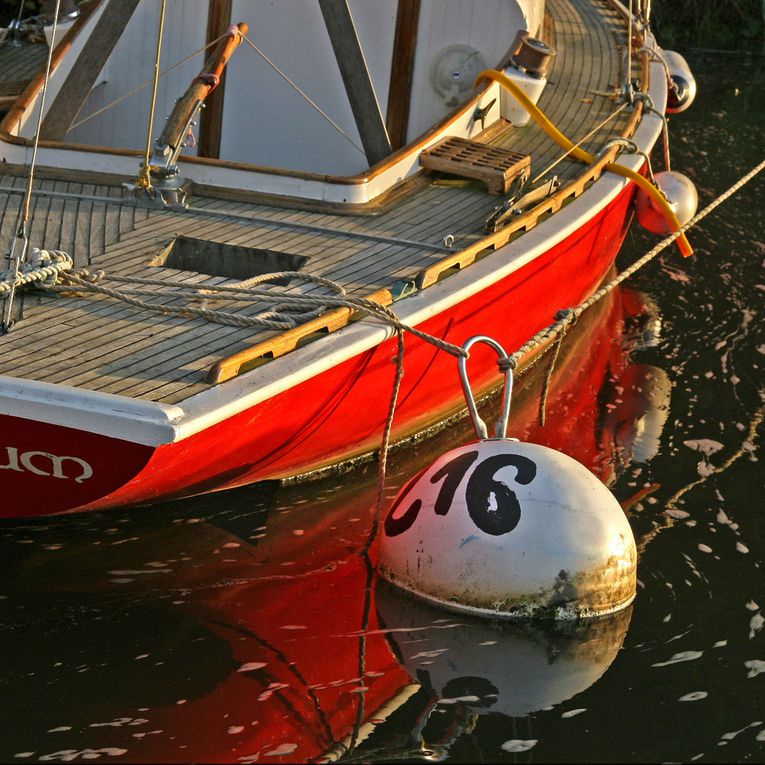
475, 69, 693, 257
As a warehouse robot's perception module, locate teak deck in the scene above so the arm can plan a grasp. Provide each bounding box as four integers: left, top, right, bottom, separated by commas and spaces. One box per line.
0, 0, 632, 405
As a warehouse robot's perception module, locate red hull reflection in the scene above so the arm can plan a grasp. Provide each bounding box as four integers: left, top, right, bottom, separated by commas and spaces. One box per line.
1, 285, 668, 763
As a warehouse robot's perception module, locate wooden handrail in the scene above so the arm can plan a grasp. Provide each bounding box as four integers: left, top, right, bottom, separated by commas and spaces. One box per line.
206, 286, 395, 384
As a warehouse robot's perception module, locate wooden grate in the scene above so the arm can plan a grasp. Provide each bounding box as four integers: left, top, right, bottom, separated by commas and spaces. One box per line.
420, 137, 531, 194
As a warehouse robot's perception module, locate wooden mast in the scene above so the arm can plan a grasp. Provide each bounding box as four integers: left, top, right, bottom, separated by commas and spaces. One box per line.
198, 0, 233, 158
318, 0, 392, 166
39, 0, 142, 141
386, 0, 420, 151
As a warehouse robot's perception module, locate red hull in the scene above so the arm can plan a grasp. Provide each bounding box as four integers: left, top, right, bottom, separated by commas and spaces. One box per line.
2, 184, 635, 518
1, 283, 657, 760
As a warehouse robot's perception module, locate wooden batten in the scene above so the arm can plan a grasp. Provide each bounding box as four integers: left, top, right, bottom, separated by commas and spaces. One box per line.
206, 287, 395, 384
318, 0, 392, 166
386, 0, 421, 150
39, 0, 141, 142
198, 0, 233, 159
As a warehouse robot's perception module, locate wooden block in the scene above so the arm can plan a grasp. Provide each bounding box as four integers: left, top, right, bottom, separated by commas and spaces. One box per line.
420, 136, 530, 194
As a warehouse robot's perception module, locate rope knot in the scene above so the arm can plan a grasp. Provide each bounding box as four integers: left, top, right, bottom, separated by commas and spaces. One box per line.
497, 356, 516, 372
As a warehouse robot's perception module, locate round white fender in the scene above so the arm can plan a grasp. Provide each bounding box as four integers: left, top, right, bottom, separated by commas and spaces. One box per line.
636, 170, 698, 235
378, 438, 637, 619
662, 50, 697, 113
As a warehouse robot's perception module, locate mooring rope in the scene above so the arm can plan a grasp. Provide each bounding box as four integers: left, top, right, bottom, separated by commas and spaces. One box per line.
507, 156, 765, 369
47, 269, 468, 357
1, 159, 762, 575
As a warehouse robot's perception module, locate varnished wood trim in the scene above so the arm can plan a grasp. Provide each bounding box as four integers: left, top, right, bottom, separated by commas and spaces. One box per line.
156, 22, 246, 154
206, 287, 395, 384
416, 145, 623, 290
386, 0, 420, 150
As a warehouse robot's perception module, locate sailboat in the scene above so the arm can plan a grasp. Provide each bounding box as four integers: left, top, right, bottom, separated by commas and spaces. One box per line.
0, 0, 694, 517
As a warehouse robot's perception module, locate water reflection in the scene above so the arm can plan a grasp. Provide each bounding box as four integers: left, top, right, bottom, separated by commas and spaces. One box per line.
0, 284, 675, 763
372, 584, 631, 761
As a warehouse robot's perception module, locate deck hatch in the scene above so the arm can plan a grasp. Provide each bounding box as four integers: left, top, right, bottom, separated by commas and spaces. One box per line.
149, 237, 308, 281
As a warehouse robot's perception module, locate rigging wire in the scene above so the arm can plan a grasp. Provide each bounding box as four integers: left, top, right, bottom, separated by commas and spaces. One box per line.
1, 0, 62, 332
627, 0, 634, 91
241, 32, 366, 157
69, 33, 229, 132
135, 0, 168, 193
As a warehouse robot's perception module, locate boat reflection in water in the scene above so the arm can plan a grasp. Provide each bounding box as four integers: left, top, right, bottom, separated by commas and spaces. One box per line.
1, 284, 670, 764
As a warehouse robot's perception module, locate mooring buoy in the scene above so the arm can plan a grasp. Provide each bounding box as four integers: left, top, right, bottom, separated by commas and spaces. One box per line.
377, 335, 637, 619
636, 170, 698, 236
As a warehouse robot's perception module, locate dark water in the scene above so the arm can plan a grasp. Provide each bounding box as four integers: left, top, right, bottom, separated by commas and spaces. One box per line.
2, 53, 764, 764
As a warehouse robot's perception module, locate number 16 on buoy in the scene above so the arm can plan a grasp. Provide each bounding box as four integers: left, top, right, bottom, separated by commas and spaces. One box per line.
378, 335, 637, 620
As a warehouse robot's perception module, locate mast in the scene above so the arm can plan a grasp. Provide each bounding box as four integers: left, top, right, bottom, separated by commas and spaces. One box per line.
198, 0, 233, 159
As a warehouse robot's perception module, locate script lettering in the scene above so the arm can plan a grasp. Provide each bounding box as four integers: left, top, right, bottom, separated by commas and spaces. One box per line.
0, 447, 23, 472
0, 448, 94, 483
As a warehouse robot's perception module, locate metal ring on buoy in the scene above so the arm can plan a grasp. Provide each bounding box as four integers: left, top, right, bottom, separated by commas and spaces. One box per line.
458, 335, 514, 439
378, 332, 638, 620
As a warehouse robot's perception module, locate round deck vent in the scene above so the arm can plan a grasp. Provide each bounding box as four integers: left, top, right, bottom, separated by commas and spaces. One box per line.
430, 44, 487, 106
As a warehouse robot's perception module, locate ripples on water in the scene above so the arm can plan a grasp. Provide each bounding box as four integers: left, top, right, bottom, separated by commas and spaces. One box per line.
1, 54, 763, 764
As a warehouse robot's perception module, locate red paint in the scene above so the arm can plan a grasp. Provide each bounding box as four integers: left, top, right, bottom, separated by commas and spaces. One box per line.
1, 185, 636, 517
2, 289, 657, 760
0, 414, 154, 518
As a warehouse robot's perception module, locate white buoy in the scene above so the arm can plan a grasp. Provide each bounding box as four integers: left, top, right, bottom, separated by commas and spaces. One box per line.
377, 336, 637, 620
662, 50, 697, 113
635, 170, 698, 236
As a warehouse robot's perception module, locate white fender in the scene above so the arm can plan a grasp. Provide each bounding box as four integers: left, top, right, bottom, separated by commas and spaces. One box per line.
636, 170, 698, 235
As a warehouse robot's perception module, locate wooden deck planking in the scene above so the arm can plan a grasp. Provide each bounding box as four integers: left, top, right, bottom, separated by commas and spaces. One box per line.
0, 0, 633, 404
55, 226, 444, 399
6, 212, 382, 381
0, 40, 47, 84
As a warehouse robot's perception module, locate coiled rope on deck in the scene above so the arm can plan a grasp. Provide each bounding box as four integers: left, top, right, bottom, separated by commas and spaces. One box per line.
0, 250, 72, 295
